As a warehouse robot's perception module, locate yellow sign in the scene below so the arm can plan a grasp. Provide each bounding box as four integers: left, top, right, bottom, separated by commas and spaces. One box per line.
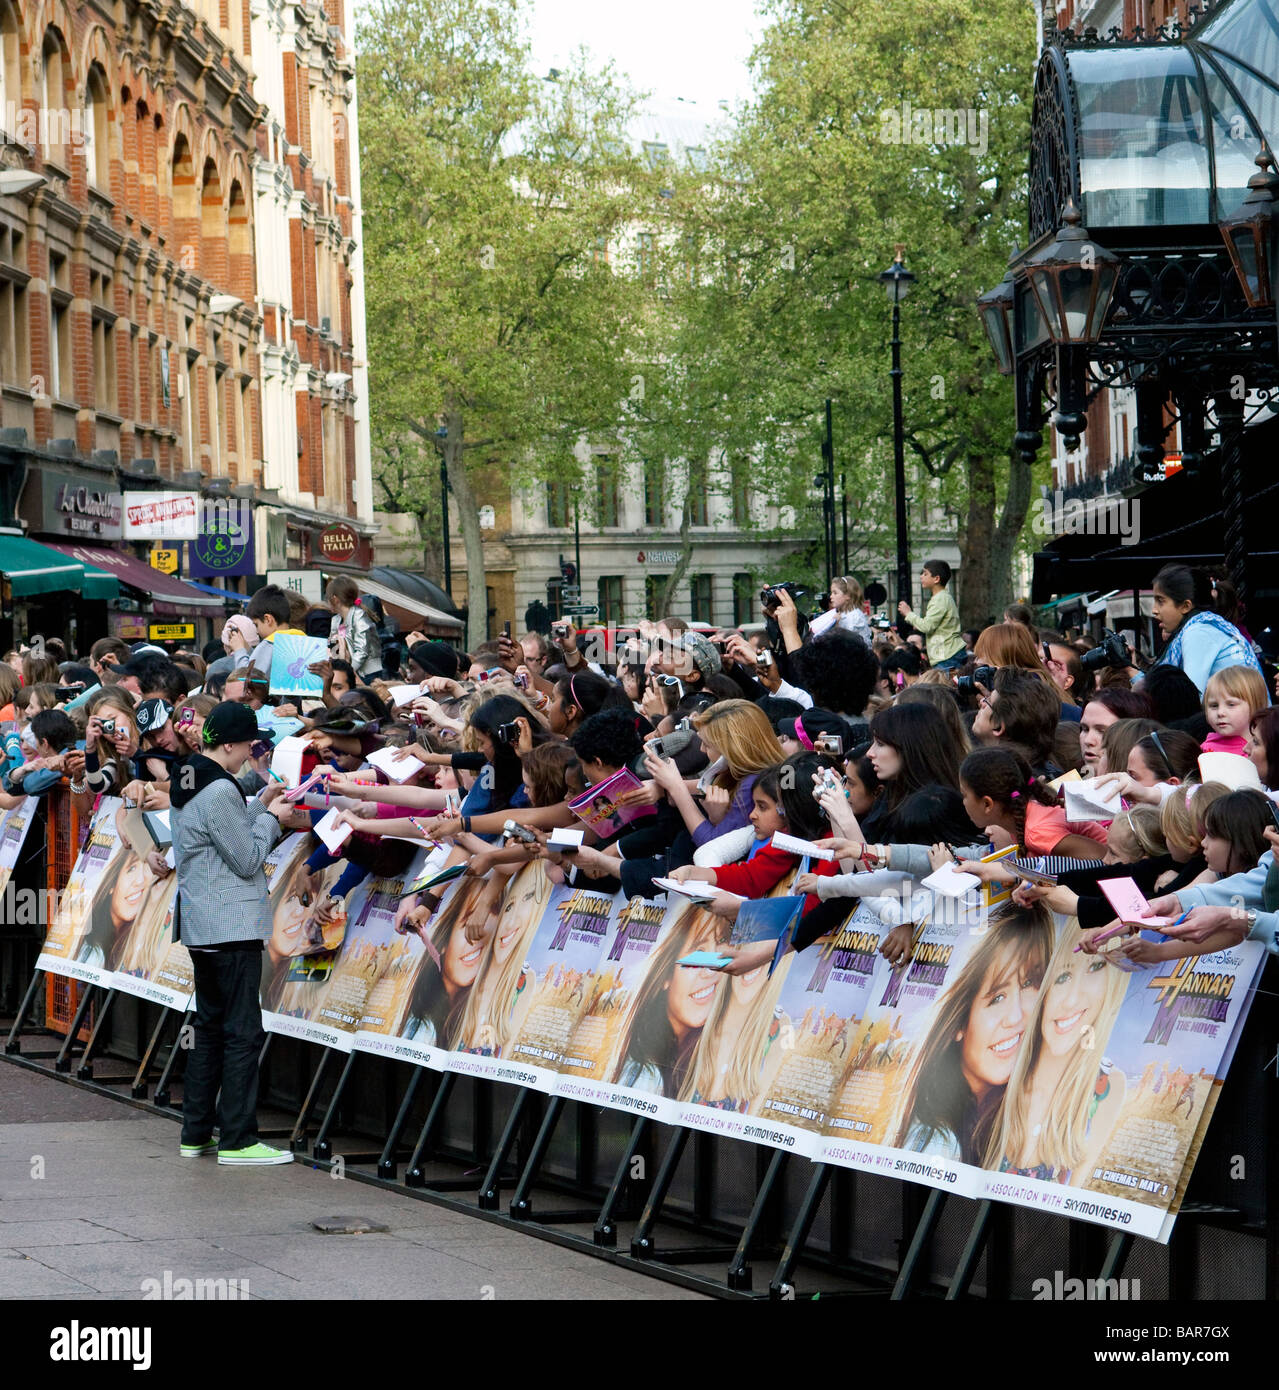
150, 548, 179, 574
149, 623, 195, 641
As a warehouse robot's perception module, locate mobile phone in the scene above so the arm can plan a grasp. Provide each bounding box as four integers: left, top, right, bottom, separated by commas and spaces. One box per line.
504, 621, 512, 639
1268, 799, 1279, 835
514, 671, 529, 690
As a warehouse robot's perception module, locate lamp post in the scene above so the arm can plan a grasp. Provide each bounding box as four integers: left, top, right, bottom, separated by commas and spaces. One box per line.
434, 425, 452, 600
879, 245, 915, 613
813, 399, 836, 590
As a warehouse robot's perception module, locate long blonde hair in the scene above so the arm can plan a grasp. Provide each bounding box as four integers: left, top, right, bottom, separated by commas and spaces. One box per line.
1159, 780, 1229, 858
678, 951, 792, 1107
457, 861, 551, 1055
112, 875, 178, 977
983, 919, 1128, 1176
691, 699, 783, 785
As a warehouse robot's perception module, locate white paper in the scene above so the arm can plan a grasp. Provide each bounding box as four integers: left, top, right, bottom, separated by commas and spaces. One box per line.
922, 863, 983, 898
1064, 779, 1122, 822
387, 684, 424, 707
270, 735, 309, 789
771, 831, 835, 862
549, 827, 585, 850
313, 807, 353, 853
652, 876, 744, 904
163, 846, 176, 870
366, 745, 423, 783
1197, 751, 1262, 792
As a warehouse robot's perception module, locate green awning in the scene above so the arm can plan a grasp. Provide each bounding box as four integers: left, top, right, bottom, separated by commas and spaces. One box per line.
0, 534, 90, 598
77, 564, 120, 601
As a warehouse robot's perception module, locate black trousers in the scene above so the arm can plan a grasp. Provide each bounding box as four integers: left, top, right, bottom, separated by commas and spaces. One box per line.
182, 945, 265, 1151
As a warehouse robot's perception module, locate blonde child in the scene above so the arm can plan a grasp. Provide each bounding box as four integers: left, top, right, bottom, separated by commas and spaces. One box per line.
1201, 665, 1269, 757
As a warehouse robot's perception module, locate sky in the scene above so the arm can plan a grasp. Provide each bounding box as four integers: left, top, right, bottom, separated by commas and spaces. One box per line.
525, 0, 766, 113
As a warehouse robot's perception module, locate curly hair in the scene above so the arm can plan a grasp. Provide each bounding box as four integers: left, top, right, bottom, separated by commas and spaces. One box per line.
788, 631, 878, 717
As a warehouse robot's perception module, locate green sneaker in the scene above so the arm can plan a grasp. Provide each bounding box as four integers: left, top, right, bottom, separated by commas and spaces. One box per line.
179, 1140, 218, 1159
217, 1142, 293, 1167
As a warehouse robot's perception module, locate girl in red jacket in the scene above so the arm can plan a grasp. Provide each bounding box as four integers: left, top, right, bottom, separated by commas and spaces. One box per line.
667, 753, 843, 913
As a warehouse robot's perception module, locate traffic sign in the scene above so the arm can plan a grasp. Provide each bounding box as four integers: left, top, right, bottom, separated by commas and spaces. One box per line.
564, 604, 599, 616
149, 623, 195, 641
150, 547, 179, 574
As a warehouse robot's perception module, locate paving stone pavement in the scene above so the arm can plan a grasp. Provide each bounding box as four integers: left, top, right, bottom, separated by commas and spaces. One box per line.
0, 1064, 707, 1301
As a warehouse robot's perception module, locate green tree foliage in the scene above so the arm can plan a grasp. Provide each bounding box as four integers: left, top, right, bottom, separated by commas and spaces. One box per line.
357, 0, 658, 647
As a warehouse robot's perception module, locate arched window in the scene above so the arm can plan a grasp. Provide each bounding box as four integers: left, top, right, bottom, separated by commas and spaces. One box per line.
84, 66, 110, 189
0, 3, 20, 136
41, 31, 68, 165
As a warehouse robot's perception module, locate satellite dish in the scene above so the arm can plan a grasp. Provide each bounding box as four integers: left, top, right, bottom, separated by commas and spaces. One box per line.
864, 581, 888, 608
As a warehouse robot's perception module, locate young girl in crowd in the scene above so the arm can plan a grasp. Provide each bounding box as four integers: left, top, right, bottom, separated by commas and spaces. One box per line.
958, 745, 1105, 859
1201, 665, 1269, 758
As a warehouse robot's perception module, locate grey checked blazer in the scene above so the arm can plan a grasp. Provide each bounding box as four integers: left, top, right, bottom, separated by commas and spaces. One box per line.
170, 779, 282, 947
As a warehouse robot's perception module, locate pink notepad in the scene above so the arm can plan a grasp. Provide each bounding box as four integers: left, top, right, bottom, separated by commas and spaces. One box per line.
1098, 876, 1174, 926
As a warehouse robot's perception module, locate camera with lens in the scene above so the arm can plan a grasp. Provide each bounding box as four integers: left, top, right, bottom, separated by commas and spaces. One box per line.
954, 664, 997, 695
496, 721, 523, 744
1080, 629, 1131, 673
760, 581, 806, 610
502, 819, 539, 846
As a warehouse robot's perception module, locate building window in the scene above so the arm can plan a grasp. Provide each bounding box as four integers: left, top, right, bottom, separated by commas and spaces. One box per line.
48, 251, 71, 400
643, 458, 663, 526
730, 456, 751, 527
0, 225, 28, 388
85, 66, 109, 189
592, 235, 609, 266
0, 4, 19, 137
596, 456, 619, 527
91, 272, 115, 411
41, 31, 67, 166
546, 479, 571, 528
687, 460, 708, 526
644, 574, 665, 618
733, 572, 754, 627
637, 232, 654, 287
545, 578, 563, 621
598, 575, 623, 626
690, 573, 714, 625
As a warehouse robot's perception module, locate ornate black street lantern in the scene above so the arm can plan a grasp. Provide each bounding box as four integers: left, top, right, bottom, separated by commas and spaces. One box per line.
1022, 200, 1121, 346
976, 259, 1016, 376
1218, 147, 1279, 310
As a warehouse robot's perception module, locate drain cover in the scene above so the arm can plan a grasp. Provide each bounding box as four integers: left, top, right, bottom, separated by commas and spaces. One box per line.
311, 1215, 390, 1235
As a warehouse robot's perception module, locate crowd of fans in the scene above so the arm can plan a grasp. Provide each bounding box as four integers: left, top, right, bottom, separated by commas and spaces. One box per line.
6, 557, 1279, 978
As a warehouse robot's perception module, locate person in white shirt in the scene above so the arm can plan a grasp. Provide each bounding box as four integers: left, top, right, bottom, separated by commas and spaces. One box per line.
809, 576, 872, 642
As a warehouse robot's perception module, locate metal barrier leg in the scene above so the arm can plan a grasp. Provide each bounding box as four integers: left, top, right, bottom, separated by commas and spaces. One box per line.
769, 1163, 832, 1298
53, 984, 97, 1072
945, 1200, 993, 1300
1098, 1230, 1134, 1282
405, 1073, 456, 1187
377, 1068, 424, 1180
289, 1047, 334, 1151
74, 988, 117, 1080
509, 1095, 565, 1219
152, 1010, 191, 1109
630, 1126, 690, 1258
726, 1148, 789, 1291
4, 969, 43, 1053
312, 1052, 357, 1160
593, 1117, 650, 1248
890, 1188, 947, 1300
131, 1007, 173, 1097
478, 1089, 533, 1211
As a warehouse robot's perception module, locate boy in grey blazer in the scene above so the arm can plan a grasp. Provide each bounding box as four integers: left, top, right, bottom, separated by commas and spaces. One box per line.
170, 702, 295, 1165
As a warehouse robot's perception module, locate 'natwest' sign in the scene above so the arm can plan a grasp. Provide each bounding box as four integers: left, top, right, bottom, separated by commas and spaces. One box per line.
317, 523, 360, 561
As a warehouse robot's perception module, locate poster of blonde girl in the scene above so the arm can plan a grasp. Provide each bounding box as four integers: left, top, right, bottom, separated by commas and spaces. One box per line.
451, 860, 553, 1072
981, 920, 1129, 1186
37, 798, 127, 984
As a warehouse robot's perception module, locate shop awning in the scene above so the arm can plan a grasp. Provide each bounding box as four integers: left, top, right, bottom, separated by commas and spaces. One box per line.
182, 579, 248, 605
0, 533, 110, 598
45, 543, 227, 614
358, 575, 464, 631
